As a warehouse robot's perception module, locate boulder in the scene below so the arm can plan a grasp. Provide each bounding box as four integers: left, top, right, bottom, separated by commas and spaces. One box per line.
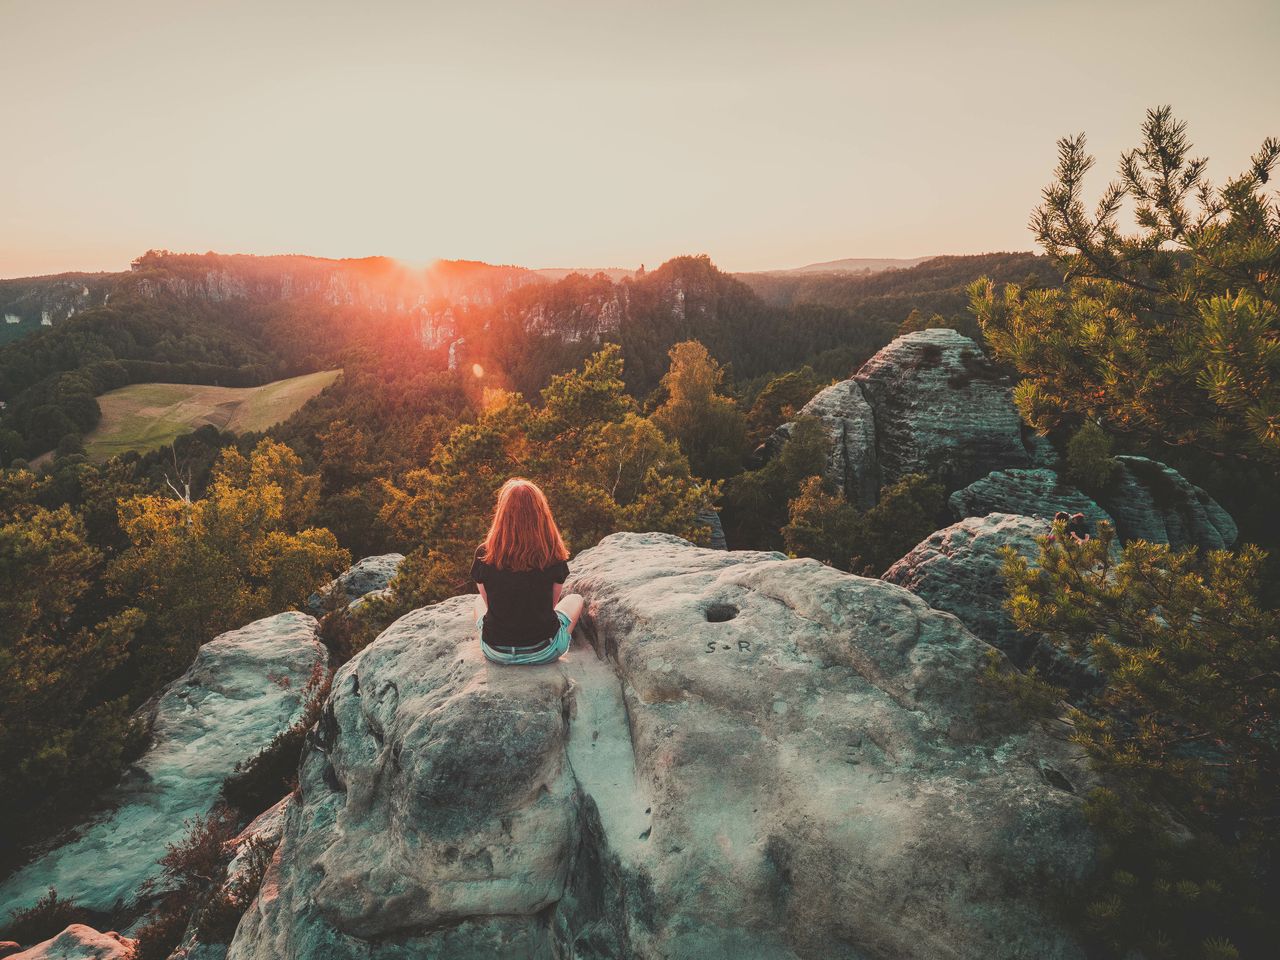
883, 513, 1049, 665
755, 379, 880, 509
854, 329, 1030, 490
7, 925, 135, 960
0, 613, 327, 920
1097, 456, 1237, 550
695, 508, 728, 550
308, 555, 405, 614
227, 533, 1094, 960
949, 467, 1114, 532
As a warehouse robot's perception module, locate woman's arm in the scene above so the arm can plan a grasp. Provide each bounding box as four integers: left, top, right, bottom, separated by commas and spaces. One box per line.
552, 582, 563, 606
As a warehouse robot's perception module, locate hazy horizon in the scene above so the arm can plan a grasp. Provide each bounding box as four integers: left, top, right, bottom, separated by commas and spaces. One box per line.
4, 0, 1278, 278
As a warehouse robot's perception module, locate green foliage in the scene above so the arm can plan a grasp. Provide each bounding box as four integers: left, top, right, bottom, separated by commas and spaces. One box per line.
1001, 524, 1280, 957
974, 107, 1280, 466
0, 494, 144, 863
898, 306, 982, 342
381, 345, 715, 610
782, 472, 947, 575
1065, 420, 1119, 491
781, 475, 860, 566
741, 366, 824, 447
650, 341, 748, 480
221, 663, 331, 816
722, 417, 829, 550
109, 438, 349, 685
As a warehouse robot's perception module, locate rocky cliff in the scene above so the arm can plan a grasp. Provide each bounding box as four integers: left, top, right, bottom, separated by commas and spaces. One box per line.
225, 533, 1094, 960
760, 328, 1236, 553
0, 275, 114, 345
0, 613, 325, 922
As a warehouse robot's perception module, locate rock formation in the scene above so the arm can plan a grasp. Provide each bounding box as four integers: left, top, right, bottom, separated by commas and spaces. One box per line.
948, 468, 1114, 531
308, 554, 404, 614
695, 507, 728, 549
1097, 456, 1238, 550
854, 329, 1030, 490
5, 925, 135, 960
756, 379, 879, 509
0, 613, 326, 920
227, 533, 1094, 960
883, 513, 1049, 666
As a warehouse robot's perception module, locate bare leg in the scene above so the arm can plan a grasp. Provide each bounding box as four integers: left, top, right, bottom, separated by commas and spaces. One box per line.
555, 592, 584, 632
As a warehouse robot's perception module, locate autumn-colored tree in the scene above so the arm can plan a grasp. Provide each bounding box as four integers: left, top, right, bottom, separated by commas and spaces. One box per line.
650, 341, 748, 480
109, 438, 348, 686
381, 345, 714, 609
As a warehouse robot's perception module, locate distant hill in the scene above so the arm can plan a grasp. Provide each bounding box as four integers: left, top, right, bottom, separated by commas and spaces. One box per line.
737, 252, 1058, 315
65, 370, 341, 463
769, 256, 934, 275
534, 267, 638, 281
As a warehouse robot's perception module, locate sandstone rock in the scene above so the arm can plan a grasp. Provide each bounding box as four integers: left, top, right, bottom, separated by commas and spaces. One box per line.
1097, 456, 1237, 550
308, 554, 404, 614
949, 467, 1114, 532
0, 613, 327, 920
7, 925, 135, 960
757, 379, 880, 509
855, 329, 1030, 489
883, 513, 1049, 665
1025, 432, 1063, 469
695, 508, 727, 549
228, 533, 1093, 960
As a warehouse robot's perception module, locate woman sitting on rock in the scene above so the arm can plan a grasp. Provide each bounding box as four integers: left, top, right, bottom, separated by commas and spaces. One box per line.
471, 477, 583, 664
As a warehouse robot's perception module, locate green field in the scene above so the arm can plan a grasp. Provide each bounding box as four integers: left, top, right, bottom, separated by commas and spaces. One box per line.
79, 369, 341, 461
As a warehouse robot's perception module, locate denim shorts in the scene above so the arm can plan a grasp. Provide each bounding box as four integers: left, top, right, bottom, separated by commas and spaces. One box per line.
478, 610, 572, 665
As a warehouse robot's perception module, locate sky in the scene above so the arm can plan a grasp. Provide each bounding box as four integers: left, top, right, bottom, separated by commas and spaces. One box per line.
3, 0, 1278, 278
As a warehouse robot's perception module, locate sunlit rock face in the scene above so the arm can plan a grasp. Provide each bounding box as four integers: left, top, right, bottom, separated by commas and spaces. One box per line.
0, 613, 326, 921
854, 329, 1030, 490
6, 924, 136, 960
228, 533, 1094, 960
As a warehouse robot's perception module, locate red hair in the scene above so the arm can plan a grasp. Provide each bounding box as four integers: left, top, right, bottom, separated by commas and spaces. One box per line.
481, 478, 569, 571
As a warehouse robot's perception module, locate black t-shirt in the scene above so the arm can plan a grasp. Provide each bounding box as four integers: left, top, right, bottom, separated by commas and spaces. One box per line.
470, 546, 570, 649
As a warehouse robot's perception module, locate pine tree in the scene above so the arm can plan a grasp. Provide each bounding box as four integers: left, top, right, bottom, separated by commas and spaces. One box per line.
999, 523, 1280, 957
972, 107, 1280, 465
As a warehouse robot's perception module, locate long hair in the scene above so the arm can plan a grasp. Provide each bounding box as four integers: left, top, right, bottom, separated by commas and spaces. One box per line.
481, 478, 569, 571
